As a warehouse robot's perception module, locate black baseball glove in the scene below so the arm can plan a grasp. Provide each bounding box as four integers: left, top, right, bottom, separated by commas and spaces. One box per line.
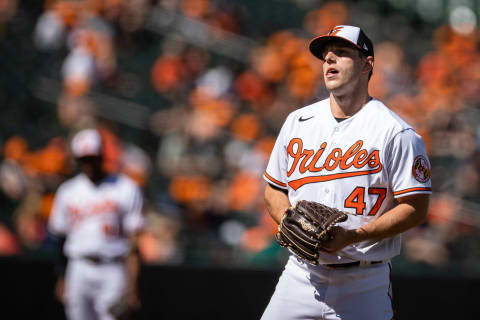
276, 200, 348, 265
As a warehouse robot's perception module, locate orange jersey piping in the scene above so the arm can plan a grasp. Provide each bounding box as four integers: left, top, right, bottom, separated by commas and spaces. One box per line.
264, 171, 287, 188
393, 187, 432, 196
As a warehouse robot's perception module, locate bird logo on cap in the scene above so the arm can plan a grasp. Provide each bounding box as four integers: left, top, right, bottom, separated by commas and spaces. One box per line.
328, 26, 344, 36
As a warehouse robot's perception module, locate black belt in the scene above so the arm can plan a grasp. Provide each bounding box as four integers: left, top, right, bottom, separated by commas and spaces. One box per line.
324, 260, 384, 268
83, 255, 125, 264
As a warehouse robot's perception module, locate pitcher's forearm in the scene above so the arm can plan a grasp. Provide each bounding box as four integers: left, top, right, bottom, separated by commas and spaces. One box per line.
264, 183, 291, 224
352, 194, 430, 243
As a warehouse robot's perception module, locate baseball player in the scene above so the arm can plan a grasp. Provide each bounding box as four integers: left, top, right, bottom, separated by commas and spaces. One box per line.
262, 25, 431, 319
48, 128, 145, 320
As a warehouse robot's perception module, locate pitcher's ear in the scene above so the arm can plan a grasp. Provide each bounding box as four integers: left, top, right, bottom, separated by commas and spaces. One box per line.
368, 56, 374, 71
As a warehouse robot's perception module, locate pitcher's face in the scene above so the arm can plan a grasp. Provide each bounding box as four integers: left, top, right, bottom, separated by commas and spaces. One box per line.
321, 42, 365, 95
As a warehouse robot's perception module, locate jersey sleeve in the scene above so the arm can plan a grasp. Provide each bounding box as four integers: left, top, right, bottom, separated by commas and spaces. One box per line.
122, 184, 145, 234
263, 116, 291, 190
386, 129, 432, 198
48, 186, 69, 235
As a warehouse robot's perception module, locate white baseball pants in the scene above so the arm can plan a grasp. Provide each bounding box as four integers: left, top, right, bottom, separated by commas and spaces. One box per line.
261, 256, 394, 320
64, 259, 127, 320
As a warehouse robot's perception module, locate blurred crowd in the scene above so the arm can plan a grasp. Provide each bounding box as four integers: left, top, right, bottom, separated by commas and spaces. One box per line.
1, 0, 480, 274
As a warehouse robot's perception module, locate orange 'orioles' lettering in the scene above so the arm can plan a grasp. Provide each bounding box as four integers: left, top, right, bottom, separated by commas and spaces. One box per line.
286, 139, 382, 190
68, 200, 119, 226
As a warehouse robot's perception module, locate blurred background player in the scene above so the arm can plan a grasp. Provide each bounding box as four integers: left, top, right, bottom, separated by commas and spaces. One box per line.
48, 128, 145, 320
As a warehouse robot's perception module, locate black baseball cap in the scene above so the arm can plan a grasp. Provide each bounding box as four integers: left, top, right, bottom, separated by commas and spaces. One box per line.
309, 25, 374, 60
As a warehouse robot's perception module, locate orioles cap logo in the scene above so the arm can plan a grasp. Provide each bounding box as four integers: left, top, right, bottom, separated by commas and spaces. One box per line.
328, 26, 344, 36
412, 155, 431, 183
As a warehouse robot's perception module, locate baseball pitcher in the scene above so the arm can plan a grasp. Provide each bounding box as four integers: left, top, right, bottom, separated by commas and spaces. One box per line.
262, 25, 431, 320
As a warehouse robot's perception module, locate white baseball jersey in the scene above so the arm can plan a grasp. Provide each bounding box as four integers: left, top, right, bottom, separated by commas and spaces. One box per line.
49, 173, 144, 259
264, 97, 432, 264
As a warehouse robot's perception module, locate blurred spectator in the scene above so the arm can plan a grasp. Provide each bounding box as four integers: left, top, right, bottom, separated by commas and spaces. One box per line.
303, 1, 349, 35
0, 223, 20, 255
0, 0, 17, 29
138, 205, 183, 263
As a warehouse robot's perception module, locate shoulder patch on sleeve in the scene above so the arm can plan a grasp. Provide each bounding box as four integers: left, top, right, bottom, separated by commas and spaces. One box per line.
412, 155, 431, 183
